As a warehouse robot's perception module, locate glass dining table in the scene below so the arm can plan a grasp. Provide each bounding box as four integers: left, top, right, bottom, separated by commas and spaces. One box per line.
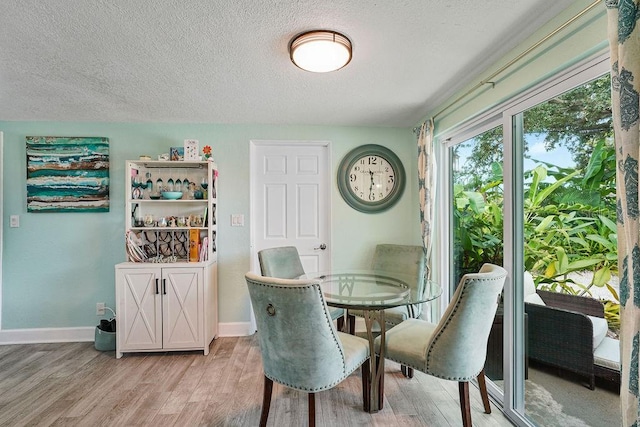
298, 270, 442, 413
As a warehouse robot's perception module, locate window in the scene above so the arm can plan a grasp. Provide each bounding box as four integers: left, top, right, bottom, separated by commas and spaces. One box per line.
452, 125, 504, 286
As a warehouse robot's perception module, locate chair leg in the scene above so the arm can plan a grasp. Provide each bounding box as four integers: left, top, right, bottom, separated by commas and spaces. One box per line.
259, 376, 273, 427
477, 369, 491, 414
401, 365, 414, 378
308, 393, 316, 427
458, 381, 472, 427
348, 314, 356, 335
336, 315, 345, 332
377, 355, 385, 410
362, 359, 371, 412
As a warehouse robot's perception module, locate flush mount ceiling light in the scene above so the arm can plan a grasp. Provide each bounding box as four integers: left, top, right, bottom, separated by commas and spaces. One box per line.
289, 30, 352, 73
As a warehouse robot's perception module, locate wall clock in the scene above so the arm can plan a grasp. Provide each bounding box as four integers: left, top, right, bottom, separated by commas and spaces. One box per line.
337, 144, 406, 213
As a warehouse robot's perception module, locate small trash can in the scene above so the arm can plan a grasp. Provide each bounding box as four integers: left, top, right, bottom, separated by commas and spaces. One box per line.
94, 318, 116, 351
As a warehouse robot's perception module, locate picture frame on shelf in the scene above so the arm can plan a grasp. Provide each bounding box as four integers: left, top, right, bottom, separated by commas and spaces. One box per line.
184, 139, 199, 160
170, 147, 184, 161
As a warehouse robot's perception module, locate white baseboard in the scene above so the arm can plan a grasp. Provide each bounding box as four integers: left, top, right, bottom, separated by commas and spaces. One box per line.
0, 327, 95, 344
218, 322, 255, 337
0, 322, 255, 345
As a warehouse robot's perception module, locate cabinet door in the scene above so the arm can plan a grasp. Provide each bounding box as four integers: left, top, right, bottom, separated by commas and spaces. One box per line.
162, 267, 204, 349
116, 268, 162, 352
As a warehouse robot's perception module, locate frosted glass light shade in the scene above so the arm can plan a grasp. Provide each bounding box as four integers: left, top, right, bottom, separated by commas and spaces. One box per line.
289, 31, 352, 73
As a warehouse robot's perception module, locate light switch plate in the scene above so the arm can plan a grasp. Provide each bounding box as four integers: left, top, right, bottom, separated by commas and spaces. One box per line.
10, 215, 19, 228
231, 214, 244, 227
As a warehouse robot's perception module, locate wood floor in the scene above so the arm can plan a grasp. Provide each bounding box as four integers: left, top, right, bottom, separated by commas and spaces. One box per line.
0, 335, 515, 426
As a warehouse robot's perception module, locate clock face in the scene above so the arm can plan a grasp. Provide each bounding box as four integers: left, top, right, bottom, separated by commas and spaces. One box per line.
338, 145, 405, 213
348, 155, 397, 203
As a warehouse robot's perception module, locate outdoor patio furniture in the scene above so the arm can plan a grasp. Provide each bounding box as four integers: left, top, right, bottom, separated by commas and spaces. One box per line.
524, 273, 620, 390
484, 304, 528, 381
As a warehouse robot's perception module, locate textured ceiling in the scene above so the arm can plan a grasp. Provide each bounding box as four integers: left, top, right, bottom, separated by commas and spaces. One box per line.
1, 0, 576, 127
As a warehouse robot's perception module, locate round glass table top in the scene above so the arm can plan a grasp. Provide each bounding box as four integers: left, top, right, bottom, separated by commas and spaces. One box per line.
298, 270, 442, 310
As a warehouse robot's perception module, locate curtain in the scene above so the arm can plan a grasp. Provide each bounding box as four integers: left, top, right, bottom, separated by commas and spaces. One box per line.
417, 119, 436, 280
606, 1, 640, 424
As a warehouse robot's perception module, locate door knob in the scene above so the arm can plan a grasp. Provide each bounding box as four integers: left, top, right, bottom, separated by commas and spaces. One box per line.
314, 243, 327, 250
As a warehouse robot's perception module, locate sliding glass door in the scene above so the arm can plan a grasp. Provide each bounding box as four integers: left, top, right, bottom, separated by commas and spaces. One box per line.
444, 55, 615, 426
518, 73, 618, 425
451, 124, 508, 398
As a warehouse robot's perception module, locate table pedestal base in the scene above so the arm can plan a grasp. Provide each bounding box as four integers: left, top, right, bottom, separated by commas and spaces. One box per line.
362, 309, 386, 413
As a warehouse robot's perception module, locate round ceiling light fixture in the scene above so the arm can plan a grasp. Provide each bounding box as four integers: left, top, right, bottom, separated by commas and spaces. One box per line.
289, 30, 352, 73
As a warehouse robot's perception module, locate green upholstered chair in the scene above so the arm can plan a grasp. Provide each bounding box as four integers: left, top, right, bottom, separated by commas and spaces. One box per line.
245, 272, 371, 426
374, 263, 507, 427
347, 244, 427, 333
258, 246, 345, 331
347, 244, 426, 377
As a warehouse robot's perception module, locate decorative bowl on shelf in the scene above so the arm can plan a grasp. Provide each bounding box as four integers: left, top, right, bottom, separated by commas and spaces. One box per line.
161, 191, 183, 200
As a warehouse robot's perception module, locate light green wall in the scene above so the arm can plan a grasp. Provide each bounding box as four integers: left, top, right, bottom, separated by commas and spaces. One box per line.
1, 122, 418, 329
432, 0, 607, 135
0, 1, 609, 333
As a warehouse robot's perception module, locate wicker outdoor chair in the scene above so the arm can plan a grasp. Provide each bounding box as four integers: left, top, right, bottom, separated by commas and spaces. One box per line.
525, 289, 619, 390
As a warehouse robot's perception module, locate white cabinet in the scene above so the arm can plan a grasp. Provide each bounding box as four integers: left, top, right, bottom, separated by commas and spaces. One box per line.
115, 160, 218, 358
115, 263, 217, 358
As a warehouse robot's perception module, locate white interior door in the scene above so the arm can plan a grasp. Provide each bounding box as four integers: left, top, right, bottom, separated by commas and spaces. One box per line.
250, 141, 332, 274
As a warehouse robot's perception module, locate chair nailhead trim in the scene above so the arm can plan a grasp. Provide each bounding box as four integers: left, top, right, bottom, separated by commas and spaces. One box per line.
424, 276, 501, 380
250, 278, 351, 382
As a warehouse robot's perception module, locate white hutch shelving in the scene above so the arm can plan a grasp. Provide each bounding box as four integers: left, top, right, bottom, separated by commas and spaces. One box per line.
115, 160, 218, 358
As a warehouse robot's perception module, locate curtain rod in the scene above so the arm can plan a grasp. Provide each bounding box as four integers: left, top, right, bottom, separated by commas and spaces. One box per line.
424, 0, 601, 126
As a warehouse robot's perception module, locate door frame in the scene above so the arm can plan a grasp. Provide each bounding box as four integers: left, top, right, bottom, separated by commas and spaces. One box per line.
0, 131, 3, 331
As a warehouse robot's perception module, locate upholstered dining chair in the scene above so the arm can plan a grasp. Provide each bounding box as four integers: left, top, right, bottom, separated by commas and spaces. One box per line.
258, 246, 345, 331
245, 272, 371, 427
347, 244, 426, 377
347, 244, 427, 333
374, 263, 507, 427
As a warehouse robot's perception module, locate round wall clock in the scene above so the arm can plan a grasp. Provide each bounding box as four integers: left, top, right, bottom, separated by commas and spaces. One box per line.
337, 144, 406, 213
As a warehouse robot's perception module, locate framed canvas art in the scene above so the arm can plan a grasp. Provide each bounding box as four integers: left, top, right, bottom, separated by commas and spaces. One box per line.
26, 136, 110, 212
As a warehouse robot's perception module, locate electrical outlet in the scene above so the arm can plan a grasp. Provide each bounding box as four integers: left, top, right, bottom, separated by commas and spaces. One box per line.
96, 303, 105, 316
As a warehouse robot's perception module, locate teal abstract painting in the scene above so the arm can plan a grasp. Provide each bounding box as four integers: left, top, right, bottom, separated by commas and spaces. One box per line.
26, 136, 110, 212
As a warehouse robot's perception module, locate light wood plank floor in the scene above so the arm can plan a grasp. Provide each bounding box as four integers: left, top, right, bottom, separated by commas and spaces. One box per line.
0, 335, 515, 426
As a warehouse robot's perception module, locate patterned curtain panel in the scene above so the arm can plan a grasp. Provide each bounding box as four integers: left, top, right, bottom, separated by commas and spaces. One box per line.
606, 1, 640, 424
417, 119, 437, 279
